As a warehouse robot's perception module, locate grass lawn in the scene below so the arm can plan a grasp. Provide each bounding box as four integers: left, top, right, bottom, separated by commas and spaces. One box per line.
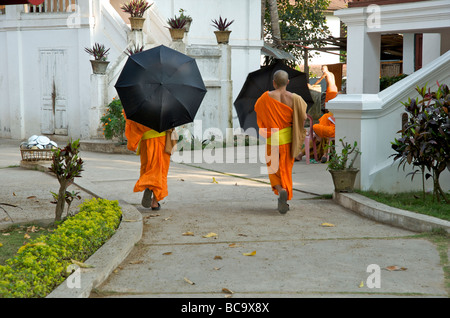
0, 224, 53, 265
356, 190, 450, 222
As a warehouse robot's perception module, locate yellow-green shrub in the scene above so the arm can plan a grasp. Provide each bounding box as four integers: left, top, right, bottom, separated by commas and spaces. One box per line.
0, 198, 122, 298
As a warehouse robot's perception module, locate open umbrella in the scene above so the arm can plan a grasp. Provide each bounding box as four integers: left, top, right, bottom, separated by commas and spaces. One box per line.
115, 45, 207, 133
234, 60, 314, 134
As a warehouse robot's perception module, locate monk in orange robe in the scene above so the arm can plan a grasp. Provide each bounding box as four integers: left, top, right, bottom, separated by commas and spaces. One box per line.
254, 70, 307, 214
309, 65, 338, 102
124, 112, 172, 210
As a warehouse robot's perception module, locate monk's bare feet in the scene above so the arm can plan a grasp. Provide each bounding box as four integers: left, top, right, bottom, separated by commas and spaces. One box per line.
151, 197, 160, 211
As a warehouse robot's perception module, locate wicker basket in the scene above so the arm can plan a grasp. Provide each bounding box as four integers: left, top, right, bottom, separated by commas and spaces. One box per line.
20, 148, 54, 161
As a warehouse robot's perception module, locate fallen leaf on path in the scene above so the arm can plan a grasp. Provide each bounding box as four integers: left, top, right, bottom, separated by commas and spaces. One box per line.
182, 231, 194, 236
214, 255, 222, 260
163, 252, 172, 255
243, 250, 256, 256
359, 281, 364, 288
129, 260, 144, 264
212, 177, 219, 184
164, 216, 172, 221
203, 232, 217, 238
184, 277, 195, 285
71, 259, 95, 268
222, 288, 234, 294
320, 222, 335, 227
228, 243, 241, 248
384, 265, 407, 271
27, 196, 37, 200
213, 267, 221, 270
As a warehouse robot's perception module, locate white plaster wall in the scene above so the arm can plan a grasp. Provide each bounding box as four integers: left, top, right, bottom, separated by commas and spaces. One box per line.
150, 0, 263, 130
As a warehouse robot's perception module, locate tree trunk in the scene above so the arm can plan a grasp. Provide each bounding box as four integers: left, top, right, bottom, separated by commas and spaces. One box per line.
268, 0, 281, 48
261, 0, 266, 40
55, 181, 67, 222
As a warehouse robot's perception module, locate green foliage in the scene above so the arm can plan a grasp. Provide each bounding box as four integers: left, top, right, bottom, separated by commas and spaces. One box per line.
211, 16, 234, 31
326, 138, 361, 171
49, 140, 84, 221
391, 82, 450, 203
84, 43, 110, 61
0, 198, 122, 298
264, 0, 331, 65
101, 99, 126, 144
120, 0, 152, 18
380, 74, 408, 91
167, 15, 187, 29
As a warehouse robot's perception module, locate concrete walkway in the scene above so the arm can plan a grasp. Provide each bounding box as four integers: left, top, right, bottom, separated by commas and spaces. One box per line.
0, 138, 448, 299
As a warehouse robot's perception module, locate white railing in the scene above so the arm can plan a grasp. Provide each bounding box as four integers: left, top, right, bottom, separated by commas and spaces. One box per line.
24, 0, 77, 13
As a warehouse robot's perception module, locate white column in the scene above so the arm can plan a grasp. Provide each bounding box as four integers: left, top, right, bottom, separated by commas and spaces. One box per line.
422, 33, 441, 67
346, 25, 381, 94
403, 33, 415, 74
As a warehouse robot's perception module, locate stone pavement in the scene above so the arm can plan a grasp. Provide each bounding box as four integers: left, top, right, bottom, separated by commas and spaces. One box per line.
0, 138, 448, 300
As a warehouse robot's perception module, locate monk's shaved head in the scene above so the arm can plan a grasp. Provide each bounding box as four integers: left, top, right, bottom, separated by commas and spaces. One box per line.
273, 70, 289, 88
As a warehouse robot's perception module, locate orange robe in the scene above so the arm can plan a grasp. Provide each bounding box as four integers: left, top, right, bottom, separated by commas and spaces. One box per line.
325, 88, 338, 102
124, 116, 171, 202
254, 91, 296, 200
313, 112, 335, 139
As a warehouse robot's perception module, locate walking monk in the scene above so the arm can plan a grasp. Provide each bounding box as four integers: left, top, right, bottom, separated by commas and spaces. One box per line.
124, 112, 176, 210
254, 70, 308, 214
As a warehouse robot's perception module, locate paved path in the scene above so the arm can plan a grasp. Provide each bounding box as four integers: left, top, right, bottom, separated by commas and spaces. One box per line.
0, 139, 448, 299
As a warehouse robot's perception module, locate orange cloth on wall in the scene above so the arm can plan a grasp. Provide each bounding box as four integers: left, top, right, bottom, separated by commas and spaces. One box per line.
254, 91, 297, 201
124, 115, 171, 202
313, 112, 335, 139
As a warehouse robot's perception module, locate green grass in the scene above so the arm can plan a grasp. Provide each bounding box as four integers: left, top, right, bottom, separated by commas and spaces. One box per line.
356, 190, 450, 221
0, 224, 52, 265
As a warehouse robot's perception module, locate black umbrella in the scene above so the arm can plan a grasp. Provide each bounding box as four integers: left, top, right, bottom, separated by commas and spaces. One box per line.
234, 60, 314, 134
115, 45, 207, 133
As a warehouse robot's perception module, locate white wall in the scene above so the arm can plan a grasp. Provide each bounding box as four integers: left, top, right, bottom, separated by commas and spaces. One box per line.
150, 0, 263, 130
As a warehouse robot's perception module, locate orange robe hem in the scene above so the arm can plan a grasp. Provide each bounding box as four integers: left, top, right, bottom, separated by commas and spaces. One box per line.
124, 115, 171, 202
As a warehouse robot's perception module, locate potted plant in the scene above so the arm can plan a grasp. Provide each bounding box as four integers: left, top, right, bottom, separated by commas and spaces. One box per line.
121, 0, 153, 31
125, 44, 144, 56
211, 16, 234, 44
166, 15, 187, 41
84, 43, 110, 75
179, 8, 192, 32
326, 137, 361, 192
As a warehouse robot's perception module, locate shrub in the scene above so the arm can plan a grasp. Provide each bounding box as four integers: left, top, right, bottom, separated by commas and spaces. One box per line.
0, 198, 122, 298
49, 139, 84, 222
391, 82, 450, 203
100, 99, 126, 144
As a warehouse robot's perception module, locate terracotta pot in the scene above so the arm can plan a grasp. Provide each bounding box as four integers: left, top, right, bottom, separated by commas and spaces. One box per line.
169, 28, 185, 41
329, 169, 359, 192
214, 30, 231, 44
90, 60, 109, 75
129, 17, 146, 31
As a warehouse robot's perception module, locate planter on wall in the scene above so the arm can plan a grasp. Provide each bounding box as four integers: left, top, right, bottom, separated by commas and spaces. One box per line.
214, 30, 231, 44
129, 17, 146, 31
329, 169, 359, 192
90, 60, 109, 75
169, 28, 185, 41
